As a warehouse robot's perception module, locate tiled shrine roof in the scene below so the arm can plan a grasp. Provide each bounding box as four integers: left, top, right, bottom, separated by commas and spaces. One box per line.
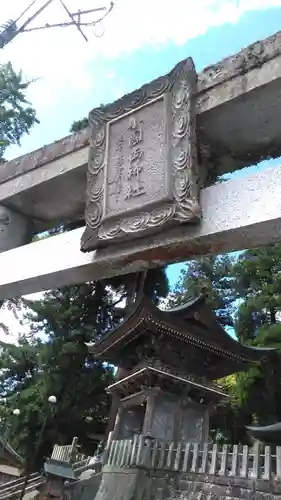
87, 294, 275, 371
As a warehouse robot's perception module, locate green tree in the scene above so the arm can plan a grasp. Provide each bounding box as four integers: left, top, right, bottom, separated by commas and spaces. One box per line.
69, 103, 108, 133
209, 374, 252, 444
0, 271, 168, 469
0, 62, 38, 160
234, 244, 281, 342
168, 251, 281, 440
0, 113, 169, 469
0, 284, 118, 470
168, 255, 249, 441
232, 244, 281, 427
168, 254, 237, 326
70, 117, 88, 132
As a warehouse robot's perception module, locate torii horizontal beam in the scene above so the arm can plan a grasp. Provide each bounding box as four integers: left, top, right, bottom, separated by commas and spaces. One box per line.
0, 163, 279, 300
2, 28, 281, 237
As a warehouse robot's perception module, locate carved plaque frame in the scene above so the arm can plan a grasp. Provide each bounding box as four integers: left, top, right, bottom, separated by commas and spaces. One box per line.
81, 57, 200, 252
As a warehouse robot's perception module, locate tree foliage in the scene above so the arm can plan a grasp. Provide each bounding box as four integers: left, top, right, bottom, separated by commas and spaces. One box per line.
231, 244, 281, 427
170, 245, 281, 442
69, 103, 108, 133
234, 245, 281, 342
168, 255, 237, 326
0, 70, 169, 470
70, 117, 88, 132
0, 62, 38, 160
0, 271, 168, 469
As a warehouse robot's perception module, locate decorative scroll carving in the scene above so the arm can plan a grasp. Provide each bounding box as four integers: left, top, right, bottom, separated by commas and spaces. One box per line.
81, 57, 200, 252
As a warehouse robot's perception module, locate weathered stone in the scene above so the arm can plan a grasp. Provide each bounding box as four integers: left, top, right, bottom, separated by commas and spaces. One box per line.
0, 205, 32, 253
64, 475, 102, 500
0, 129, 89, 185
94, 467, 149, 500
0, 161, 281, 300
2, 29, 281, 237
81, 58, 200, 252
67, 467, 281, 500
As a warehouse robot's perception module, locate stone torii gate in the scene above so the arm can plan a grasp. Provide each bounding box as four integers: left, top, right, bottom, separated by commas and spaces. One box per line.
1, 29, 281, 300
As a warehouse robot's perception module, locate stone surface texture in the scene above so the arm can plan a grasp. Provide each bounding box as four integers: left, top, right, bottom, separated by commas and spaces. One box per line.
82, 58, 199, 251
72, 467, 281, 500
64, 474, 102, 500
0, 163, 281, 299
0, 128, 89, 184
0, 205, 32, 252
1, 28, 281, 239
148, 475, 281, 499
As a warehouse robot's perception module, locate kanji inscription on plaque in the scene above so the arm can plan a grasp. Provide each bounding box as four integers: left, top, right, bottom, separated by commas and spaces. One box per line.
104, 99, 167, 220
81, 57, 201, 252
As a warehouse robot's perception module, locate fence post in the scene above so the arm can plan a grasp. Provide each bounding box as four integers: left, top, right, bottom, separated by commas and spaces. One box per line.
112, 440, 119, 466
142, 436, 153, 469
151, 439, 159, 469
70, 437, 78, 462
107, 440, 116, 466
136, 435, 145, 467
199, 443, 209, 474
219, 444, 228, 476
209, 444, 218, 475
252, 443, 261, 479
157, 441, 166, 469
130, 435, 139, 467
262, 446, 271, 480
182, 443, 191, 472
120, 440, 129, 467
166, 442, 174, 469
240, 445, 249, 478
229, 444, 239, 477
116, 441, 124, 467
173, 443, 182, 472
191, 444, 199, 473
276, 446, 281, 480
103, 431, 113, 465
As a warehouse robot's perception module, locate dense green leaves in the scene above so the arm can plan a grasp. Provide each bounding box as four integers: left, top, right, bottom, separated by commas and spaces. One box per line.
170, 245, 281, 442
169, 254, 237, 326
0, 284, 116, 469
230, 245, 281, 429
70, 117, 88, 132
0, 62, 38, 160
0, 269, 168, 469
234, 245, 281, 341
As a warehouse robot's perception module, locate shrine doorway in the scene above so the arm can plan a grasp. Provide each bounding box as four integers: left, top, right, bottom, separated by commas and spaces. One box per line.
118, 405, 146, 440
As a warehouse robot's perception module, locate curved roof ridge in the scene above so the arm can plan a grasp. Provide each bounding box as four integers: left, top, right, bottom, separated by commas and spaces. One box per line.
87, 293, 276, 363
243, 344, 276, 352
162, 294, 204, 314
246, 422, 281, 432
165, 293, 276, 355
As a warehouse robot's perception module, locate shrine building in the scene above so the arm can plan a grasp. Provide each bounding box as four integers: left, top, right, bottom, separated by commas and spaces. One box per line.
87, 293, 274, 444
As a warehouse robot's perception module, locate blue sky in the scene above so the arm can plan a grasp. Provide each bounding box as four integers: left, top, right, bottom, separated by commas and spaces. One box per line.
4, 1, 281, 157
2, 1, 281, 298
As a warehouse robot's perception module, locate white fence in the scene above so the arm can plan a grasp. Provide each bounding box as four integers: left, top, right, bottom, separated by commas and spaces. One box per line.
50, 437, 88, 464
105, 436, 281, 480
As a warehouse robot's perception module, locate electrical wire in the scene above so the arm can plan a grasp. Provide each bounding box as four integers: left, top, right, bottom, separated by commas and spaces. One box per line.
0, 0, 114, 47
92, 1, 114, 38
13, 0, 39, 25
0, 0, 39, 36
22, 2, 114, 36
